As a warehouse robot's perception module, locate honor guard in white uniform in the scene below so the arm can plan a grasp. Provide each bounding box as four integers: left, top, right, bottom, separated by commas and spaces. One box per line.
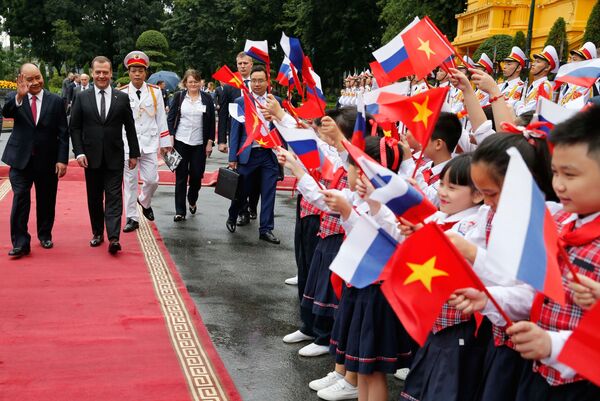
499, 46, 525, 107
474, 53, 494, 106
119, 50, 171, 232
514, 45, 558, 116
558, 42, 597, 107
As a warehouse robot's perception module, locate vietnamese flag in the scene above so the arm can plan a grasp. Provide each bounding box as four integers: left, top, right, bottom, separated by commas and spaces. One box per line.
401, 16, 455, 80
379, 86, 449, 150
238, 92, 281, 154
381, 223, 485, 345
212, 65, 248, 92
558, 302, 600, 386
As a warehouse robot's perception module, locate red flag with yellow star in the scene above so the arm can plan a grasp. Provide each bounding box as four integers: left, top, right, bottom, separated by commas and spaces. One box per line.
401, 16, 455, 80
212, 65, 249, 92
379, 86, 449, 150
238, 91, 282, 154
381, 223, 485, 345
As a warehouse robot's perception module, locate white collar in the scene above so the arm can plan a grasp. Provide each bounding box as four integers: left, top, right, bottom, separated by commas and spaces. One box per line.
439, 205, 481, 223
28, 90, 43, 101
531, 76, 548, 85
95, 85, 111, 95
576, 211, 600, 228
128, 82, 146, 94
426, 159, 449, 174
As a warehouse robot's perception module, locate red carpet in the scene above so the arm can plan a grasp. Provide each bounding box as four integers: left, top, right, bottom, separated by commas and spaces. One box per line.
0, 179, 241, 401
0, 161, 299, 190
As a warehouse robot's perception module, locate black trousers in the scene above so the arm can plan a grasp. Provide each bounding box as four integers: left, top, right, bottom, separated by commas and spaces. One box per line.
8, 157, 58, 249
174, 140, 207, 216
84, 165, 123, 241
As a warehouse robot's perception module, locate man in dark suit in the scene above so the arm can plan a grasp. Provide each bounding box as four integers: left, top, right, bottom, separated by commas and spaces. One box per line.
226, 65, 281, 244
71, 73, 91, 102
1, 63, 69, 258
70, 56, 139, 254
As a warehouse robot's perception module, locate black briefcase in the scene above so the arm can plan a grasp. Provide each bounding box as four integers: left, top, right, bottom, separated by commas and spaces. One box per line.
215, 167, 241, 201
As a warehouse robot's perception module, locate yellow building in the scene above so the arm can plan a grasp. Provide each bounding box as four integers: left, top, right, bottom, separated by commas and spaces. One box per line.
453, 0, 596, 58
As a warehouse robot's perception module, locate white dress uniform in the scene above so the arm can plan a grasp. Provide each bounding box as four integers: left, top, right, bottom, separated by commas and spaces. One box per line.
513, 76, 553, 116
120, 80, 171, 222
497, 77, 524, 107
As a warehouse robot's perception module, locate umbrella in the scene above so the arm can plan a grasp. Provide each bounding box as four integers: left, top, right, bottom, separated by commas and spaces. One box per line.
147, 71, 181, 92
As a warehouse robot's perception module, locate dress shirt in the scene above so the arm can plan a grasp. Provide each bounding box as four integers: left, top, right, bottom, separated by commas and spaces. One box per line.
16, 91, 44, 125
176, 93, 204, 146
95, 85, 112, 118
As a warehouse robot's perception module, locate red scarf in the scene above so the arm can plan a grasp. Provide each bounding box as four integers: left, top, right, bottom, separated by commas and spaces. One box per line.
559, 214, 600, 247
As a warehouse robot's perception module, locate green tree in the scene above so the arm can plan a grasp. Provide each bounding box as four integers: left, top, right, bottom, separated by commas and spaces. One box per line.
583, 1, 600, 46
135, 30, 176, 72
513, 31, 526, 50
473, 34, 512, 64
545, 17, 569, 63
52, 19, 81, 71
379, 0, 467, 44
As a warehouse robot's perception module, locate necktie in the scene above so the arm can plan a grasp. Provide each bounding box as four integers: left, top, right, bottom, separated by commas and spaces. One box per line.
501, 82, 508, 93
244, 79, 250, 88
136, 90, 141, 99
31, 95, 37, 125
422, 167, 432, 183
100, 90, 106, 122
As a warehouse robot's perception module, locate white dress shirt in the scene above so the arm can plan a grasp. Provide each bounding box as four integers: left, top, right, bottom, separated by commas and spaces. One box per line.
95, 85, 112, 118
16, 91, 44, 125
176, 93, 204, 146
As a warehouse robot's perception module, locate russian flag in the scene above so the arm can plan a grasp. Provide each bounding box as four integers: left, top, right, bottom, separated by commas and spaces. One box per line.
273, 121, 320, 170
535, 97, 578, 135
363, 82, 410, 119
486, 147, 565, 304
343, 140, 437, 224
276, 57, 292, 86
318, 147, 335, 181
372, 17, 419, 81
280, 32, 305, 76
306, 67, 326, 103
351, 94, 367, 148
329, 215, 398, 288
244, 40, 270, 65
555, 58, 600, 88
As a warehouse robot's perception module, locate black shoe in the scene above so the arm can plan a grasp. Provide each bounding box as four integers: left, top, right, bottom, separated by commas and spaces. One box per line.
8, 247, 30, 258
226, 219, 236, 233
259, 231, 280, 244
108, 240, 121, 255
123, 218, 139, 233
249, 210, 257, 220
189, 204, 197, 215
90, 235, 104, 247
137, 199, 154, 221
174, 215, 186, 222
237, 213, 250, 226
40, 240, 53, 249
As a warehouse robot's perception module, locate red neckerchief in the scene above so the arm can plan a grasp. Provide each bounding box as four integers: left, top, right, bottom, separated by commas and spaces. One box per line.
559, 215, 600, 247
438, 221, 456, 232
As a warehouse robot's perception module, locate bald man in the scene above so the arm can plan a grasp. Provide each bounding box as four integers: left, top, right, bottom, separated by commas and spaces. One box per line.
1, 63, 69, 258
72, 73, 91, 101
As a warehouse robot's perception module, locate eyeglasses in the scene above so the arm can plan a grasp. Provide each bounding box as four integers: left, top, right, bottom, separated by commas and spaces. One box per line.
250, 79, 266, 84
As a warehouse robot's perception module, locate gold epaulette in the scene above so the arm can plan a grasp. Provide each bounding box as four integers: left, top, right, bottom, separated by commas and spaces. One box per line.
147, 83, 159, 89
117, 84, 128, 91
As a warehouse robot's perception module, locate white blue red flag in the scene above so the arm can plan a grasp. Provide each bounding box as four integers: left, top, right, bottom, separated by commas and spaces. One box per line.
535, 97, 578, 135
280, 32, 305, 77
363, 82, 410, 119
486, 147, 565, 304
276, 56, 292, 86
351, 94, 367, 148
329, 215, 398, 288
372, 17, 419, 81
244, 40, 270, 65
343, 141, 437, 224
273, 121, 320, 170
555, 58, 600, 88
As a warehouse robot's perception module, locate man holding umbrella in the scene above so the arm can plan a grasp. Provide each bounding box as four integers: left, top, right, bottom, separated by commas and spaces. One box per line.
118, 51, 172, 233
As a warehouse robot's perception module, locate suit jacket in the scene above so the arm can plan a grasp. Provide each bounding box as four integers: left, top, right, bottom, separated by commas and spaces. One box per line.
167, 90, 215, 146
228, 94, 282, 165
70, 87, 140, 170
1, 90, 69, 170
71, 85, 92, 102
217, 84, 242, 144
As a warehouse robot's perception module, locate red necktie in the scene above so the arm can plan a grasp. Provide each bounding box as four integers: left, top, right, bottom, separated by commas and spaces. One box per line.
31, 95, 37, 125
422, 167, 432, 183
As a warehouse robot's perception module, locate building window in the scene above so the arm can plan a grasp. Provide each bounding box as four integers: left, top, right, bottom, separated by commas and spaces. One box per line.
463, 16, 474, 33
476, 11, 489, 30
503, 10, 512, 28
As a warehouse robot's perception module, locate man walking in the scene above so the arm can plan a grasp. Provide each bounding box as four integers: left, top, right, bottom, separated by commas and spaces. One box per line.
118, 51, 171, 233
70, 56, 140, 254
1, 63, 69, 258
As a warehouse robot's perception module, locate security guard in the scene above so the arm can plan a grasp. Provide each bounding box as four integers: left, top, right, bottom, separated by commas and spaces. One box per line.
514, 45, 558, 116
499, 46, 526, 107
119, 50, 171, 232
558, 42, 597, 106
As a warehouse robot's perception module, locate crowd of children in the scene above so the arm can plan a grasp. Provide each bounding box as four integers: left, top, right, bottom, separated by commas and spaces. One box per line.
252, 40, 600, 401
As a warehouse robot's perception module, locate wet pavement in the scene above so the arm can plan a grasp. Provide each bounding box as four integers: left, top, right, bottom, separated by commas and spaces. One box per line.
150, 151, 403, 401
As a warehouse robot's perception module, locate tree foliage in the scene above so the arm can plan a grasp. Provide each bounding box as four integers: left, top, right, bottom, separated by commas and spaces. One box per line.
513, 31, 526, 50
583, 1, 600, 47
545, 17, 569, 62
135, 30, 175, 72
473, 34, 512, 63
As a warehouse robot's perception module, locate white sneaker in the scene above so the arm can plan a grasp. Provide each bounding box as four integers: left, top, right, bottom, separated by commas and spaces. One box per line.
285, 275, 298, 285
317, 379, 358, 400
283, 330, 315, 344
309, 371, 344, 391
298, 342, 330, 357
394, 368, 410, 380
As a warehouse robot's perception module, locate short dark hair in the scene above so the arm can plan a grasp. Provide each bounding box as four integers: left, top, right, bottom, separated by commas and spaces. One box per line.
431, 112, 462, 153
91, 56, 112, 70
440, 153, 477, 191
250, 64, 267, 78
550, 105, 600, 163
